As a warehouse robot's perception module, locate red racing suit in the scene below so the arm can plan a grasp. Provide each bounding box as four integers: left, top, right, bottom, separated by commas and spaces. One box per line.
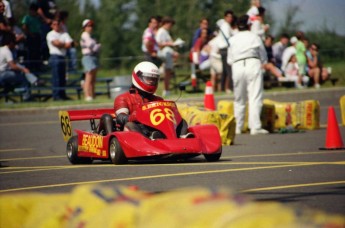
114, 87, 163, 127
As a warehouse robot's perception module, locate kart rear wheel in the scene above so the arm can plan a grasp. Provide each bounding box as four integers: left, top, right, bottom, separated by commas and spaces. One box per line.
67, 136, 92, 164
109, 137, 127, 165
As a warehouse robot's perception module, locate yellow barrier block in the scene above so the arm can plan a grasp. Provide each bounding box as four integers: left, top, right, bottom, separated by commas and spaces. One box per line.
65, 185, 147, 228
1, 185, 344, 227
217, 100, 275, 133
261, 103, 276, 133
0, 193, 68, 228
178, 104, 236, 145
340, 95, 345, 126
264, 99, 320, 130
217, 100, 248, 132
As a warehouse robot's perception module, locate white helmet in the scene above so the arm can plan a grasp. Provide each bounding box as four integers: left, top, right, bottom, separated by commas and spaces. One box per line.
132, 61, 160, 94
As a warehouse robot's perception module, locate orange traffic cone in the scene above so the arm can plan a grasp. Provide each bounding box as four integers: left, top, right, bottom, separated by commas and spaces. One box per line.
320, 106, 345, 150
204, 81, 216, 111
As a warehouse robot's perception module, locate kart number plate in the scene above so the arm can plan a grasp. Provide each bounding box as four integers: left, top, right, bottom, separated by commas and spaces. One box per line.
59, 111, 72, 142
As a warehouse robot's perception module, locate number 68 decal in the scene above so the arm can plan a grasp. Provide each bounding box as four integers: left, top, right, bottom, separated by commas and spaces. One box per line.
150, 108, 176, 126
58, 111, 72, 142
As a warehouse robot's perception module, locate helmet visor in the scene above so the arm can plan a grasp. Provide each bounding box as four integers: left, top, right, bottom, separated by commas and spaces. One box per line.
138, 72, 160, 86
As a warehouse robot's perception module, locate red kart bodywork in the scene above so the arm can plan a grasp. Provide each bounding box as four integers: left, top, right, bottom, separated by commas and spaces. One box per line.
59, 101, 222, 164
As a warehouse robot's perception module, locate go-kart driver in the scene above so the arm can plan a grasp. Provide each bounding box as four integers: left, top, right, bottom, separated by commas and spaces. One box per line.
98, 61, 191, 139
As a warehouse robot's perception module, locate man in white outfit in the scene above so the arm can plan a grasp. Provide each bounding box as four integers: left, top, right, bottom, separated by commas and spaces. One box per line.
227, 15, 268, 135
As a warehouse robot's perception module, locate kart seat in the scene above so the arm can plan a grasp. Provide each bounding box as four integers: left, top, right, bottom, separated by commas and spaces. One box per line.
98, 114, 116, 135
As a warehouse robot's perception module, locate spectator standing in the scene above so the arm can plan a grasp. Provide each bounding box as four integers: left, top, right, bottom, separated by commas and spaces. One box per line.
141, 16, 161, 67
155, 16, 179, 97
58, 10, 77, 72
250, 6, 269, 41
46, 18, 73, 101
36, 0, 58, 62
272, 33, 289, 69
203, 33, 222, 92
36, 0, 57, 29
217, 9, 236, 93
247, 0, 261, 22
80, 19, 101, 102
21, 3, 42, 72
227, 15, 268, 135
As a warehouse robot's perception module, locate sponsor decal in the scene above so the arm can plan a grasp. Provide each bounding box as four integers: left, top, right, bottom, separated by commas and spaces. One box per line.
78, 134, 105, 155
142, 101, 176, 110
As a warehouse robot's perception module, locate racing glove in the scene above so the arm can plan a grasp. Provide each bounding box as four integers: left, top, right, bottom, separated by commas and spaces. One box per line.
116, 113, 129, 128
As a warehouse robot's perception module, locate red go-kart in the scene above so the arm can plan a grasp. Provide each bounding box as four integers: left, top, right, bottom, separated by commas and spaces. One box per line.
59, 101, 222, 164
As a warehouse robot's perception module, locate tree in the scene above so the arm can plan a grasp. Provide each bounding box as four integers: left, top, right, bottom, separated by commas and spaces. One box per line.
96, 0, 139, 69
276, 4, 303, 36
56, 0, 85, 40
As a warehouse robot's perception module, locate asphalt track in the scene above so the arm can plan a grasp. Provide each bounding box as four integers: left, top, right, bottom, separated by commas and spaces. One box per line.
0, 87, 344, 215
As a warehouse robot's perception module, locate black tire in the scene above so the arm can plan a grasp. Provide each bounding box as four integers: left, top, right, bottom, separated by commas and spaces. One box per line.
66, 136, 92, 164
204, 148, 222, 162
109, 137, 127, 165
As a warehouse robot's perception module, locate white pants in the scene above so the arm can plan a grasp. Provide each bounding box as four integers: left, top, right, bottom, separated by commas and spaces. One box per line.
232, 58, 263, 132
157, 47, 175, 70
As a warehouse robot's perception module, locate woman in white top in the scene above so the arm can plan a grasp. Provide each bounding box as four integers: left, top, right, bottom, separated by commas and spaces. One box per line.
80, 19, 101, 101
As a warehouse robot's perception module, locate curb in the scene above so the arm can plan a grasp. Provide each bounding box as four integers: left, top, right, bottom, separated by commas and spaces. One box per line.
0, 87, 344, 114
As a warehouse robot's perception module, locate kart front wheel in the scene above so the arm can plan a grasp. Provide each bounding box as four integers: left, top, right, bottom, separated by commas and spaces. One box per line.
67, 136, 92, 164
109, 137, 127, 165
204, 147, 222, 162
204, 153, 221, 162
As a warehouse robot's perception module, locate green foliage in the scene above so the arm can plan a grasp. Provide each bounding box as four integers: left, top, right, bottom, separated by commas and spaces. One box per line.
56, 0, 84, 39
10, 0, 345, 70
276, 4, 303, 36
305, 30, 345, 61
96, 0, 139, 69
9, 1, 29, 21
